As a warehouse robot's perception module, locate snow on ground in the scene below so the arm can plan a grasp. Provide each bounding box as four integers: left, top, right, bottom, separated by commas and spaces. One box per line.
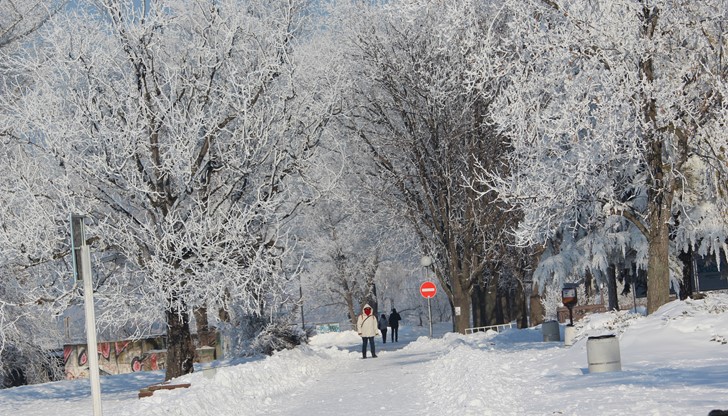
3, 293, 728, 416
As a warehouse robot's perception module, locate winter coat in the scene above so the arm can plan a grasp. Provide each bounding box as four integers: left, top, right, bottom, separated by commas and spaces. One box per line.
357, 304, 379, 338
378, 316, 388, 331
388, 310, 401, 328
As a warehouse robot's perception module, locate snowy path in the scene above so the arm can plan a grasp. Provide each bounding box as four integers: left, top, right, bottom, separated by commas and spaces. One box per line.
251, 323, 543, 416
260, 340, 443, 416
255, 327, 546, 416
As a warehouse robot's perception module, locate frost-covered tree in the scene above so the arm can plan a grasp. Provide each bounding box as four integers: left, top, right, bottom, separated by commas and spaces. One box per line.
298, 197, 387, 326
0, 145, 74, 385
3, 0, 333, 380
293, 127, 418, 326
0, 0, 73, 386
474, 0, 728, 313
326, 0, 521, 333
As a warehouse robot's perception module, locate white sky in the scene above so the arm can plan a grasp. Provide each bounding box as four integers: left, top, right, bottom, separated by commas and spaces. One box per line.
2, 292, 728, 416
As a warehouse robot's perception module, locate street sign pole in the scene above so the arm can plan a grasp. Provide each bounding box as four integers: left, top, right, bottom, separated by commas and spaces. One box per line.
419, 281, 437, 338
427, 297, 432, 338
71, 215, 103, 416
82, 244, 102, 416
419, 257, 435, 337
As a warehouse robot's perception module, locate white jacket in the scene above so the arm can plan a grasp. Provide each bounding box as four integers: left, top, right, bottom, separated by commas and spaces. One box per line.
356, 304, 379, 337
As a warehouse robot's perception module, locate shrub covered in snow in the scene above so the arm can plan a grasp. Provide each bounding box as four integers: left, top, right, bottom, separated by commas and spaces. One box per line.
251, 320, 313, 356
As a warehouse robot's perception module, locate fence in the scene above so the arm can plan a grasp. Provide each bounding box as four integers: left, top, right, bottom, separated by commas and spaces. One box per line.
464, 322, 516, 335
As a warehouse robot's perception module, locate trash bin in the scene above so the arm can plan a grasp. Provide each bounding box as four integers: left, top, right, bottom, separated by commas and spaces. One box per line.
587, 334, 621, 373
542, 320, 560, 342
564, 325, 576, 346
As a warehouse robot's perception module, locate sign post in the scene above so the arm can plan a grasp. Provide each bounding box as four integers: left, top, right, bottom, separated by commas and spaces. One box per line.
562, 286, 578, 326
420, 281, 437, 338
71, 215, 103, 416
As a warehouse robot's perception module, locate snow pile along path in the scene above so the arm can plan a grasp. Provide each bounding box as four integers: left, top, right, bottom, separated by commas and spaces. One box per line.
418, 330, 546, 416
117, 346, 350, 416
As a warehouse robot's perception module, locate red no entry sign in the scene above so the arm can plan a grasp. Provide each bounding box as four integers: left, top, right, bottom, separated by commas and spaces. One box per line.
420, 281, 437, 298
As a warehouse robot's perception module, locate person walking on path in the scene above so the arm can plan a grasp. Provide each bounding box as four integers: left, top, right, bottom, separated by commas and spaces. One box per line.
357, 304, 378, 358
378, 313, 388, 344
388, 308, 402, 342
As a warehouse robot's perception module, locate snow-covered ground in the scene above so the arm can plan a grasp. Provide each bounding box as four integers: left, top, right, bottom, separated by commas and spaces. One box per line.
3, 293, 728, 416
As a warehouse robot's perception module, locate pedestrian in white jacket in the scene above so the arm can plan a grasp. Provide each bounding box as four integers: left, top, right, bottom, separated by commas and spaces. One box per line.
356, 303, 379, 358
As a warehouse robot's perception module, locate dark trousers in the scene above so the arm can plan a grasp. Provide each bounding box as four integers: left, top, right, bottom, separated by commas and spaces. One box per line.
361, 337, 376, 357
381, 329, 387, 343
391, 326, 399, 342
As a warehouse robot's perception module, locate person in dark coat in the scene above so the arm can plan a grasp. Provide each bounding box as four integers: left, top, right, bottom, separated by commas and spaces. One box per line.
388, 308, 401, 342
378, 313, 388, 344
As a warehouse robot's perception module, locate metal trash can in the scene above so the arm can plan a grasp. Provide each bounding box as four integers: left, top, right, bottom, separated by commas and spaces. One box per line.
542, 320, 560, 342
587, 334, 621, 373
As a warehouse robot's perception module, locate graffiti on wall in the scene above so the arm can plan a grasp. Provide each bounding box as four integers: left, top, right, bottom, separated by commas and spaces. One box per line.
64, 337, 166, 380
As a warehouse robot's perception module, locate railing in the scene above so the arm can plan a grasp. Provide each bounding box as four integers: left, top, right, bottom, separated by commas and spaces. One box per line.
464, 322, 516, 335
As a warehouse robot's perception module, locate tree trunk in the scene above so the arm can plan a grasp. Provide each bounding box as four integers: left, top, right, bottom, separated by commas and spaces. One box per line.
679, 248, 695, 300
529, 280, 544, 327
646, 234, 671, 313
527, 246, 546, 327
471, 283, 485, 327
369, 281, 378, 317
345, 290, 356, 327
193, 307, 211, 347
606, 265, 619, 311
646, 201, 672, 314
583, 270, 592, 300
485, 274, 499, 326
644, 134, 673, 314
496, 292, 506, 325
165, 306, 195, 381
641, 4, 674, 315
218, 288, 231, 323
450, 275, 472, 334
218, 307, 230, 324
516, 279, 529, 328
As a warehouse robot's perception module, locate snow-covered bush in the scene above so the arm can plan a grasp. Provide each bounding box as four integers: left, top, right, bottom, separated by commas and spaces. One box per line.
0, 344, 63, 388
250, 320, 312, 356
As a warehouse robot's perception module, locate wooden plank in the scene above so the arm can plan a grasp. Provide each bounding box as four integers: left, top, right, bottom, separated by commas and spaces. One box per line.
138, 382, 191, 399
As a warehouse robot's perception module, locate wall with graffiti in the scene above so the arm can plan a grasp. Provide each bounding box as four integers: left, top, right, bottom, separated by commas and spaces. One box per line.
63, 332, 222, 379
63, 337, 166, 380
